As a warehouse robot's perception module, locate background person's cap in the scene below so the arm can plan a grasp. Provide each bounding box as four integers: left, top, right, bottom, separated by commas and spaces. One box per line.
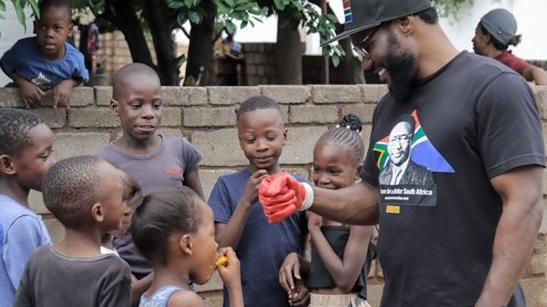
321, 0, 432, 46
480, 8, 518, 47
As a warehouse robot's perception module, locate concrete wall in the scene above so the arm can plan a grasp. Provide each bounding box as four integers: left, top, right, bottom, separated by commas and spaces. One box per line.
0, 85, 545, 306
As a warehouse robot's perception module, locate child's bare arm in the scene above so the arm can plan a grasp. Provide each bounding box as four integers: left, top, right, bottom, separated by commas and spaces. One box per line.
278, 252, 310, 293
309, 214, 374, 292
12, 74, 45, 108
130, 273, 153, 307
53, 79, 81, 109
184, 169, 204, 199
217, 247, 244, 307
214, 170, 269, 248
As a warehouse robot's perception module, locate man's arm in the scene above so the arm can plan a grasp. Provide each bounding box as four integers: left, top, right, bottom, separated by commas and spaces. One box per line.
310, 181, 380, 225
522, 65, 547, 86
475, 165, 543, 307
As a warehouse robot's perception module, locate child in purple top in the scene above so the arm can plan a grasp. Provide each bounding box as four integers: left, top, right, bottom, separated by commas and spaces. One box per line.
96, 63, 203, 294
0, 0, 89, 108
0, 109, 55, 306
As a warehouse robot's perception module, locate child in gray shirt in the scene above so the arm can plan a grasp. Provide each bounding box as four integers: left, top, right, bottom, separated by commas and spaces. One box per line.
14, 156, 134, 307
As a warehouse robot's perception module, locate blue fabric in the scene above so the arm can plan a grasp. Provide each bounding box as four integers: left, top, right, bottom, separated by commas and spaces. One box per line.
0, 194, 51, 307
139, 286, 182, 307
0, 37, 89, 89
208, 169, 306, 307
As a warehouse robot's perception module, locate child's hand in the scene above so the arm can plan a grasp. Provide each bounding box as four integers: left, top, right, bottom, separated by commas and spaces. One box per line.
288, 281, 310, 306
16, 77, 44, 108
307, 212, 323, 233
217, 247, 241, 288
278, 252, 301, 293
241, 169, 269, 207
53, 80, 76, 109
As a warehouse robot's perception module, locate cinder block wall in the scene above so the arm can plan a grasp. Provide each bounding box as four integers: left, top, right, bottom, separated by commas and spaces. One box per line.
1, 85, 545, 307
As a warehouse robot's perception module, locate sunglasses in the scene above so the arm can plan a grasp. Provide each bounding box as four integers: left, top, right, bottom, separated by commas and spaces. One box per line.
352, 27, 381, 59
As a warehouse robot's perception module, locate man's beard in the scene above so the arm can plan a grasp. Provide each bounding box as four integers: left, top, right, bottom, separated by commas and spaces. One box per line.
384, 32, 418, 102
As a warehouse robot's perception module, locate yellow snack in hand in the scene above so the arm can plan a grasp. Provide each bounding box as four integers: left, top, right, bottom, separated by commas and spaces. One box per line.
216, 256, 228, 267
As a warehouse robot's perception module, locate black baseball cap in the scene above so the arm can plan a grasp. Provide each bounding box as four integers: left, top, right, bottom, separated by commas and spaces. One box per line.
322, 0, 432, 46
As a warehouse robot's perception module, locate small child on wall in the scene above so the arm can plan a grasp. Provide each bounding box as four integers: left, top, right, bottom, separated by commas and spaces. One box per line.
0, 0, 89, 108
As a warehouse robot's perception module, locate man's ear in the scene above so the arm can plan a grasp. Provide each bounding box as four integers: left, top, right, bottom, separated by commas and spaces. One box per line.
397, 16, 415, 36
484, 32, 493, 45
178, 234, 193, 255
91, 203, 104, 223
0, 155, 17, 176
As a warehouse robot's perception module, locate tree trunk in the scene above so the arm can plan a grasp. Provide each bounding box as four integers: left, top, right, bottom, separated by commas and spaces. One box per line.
336, 37, 365, 84
144, 0, 178, 85
184, 0, 216, 86
105, 0, 154, 68
275, 7, 302, 84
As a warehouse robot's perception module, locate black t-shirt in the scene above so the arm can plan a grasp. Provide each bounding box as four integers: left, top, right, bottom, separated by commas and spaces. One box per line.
15, 245, 131, 307
361, 51, 544, 307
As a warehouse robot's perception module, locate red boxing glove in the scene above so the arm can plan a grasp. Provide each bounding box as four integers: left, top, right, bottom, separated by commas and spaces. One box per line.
259, 173, 314, 223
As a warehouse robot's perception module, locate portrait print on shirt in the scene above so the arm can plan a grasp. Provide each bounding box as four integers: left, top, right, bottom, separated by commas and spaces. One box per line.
374, 111, 454, 207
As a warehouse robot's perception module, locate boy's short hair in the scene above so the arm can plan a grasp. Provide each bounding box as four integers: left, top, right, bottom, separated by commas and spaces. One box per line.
236, 95, 283, 120
131, 186, 202, 265
43, 155, 113, 228
112, 63, 160, 100
38, 0, 72, 17
0, 108, 44, 156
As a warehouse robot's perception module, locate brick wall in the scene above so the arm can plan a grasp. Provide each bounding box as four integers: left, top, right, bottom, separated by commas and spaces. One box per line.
242, 43, 279, 85
0, 85, 546, 307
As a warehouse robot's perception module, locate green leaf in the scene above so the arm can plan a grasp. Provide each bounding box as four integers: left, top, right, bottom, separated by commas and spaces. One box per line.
240, 20, 248, 29
216, 1, 229, 13
224, 0, 234, 7
332, 55, 340, 67
28, 0, 39, 17
273, 0, 285, 11
0, 1, 6, 11
166, 0, 184, 9
177, 12, 188, 25
188, 11, 202, 24
225, 20, 236, 33
14, 0, 27, 31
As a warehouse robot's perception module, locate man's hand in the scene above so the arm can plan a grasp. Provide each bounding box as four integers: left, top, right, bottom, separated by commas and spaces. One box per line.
15, 76, 44, 108
53, 79, 77, 109
259, 172, 314, 223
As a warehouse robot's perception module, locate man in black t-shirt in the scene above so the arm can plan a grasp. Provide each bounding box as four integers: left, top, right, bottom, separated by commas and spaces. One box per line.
258, 1, 544, 307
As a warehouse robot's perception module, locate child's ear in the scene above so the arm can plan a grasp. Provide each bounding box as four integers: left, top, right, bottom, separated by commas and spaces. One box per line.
355, 165, 363, 181
111, 99, 120, 116
178, 234, 193, 255
91, 203, 105, 223
0, 155, 17, 176
282, 128, 288, 146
